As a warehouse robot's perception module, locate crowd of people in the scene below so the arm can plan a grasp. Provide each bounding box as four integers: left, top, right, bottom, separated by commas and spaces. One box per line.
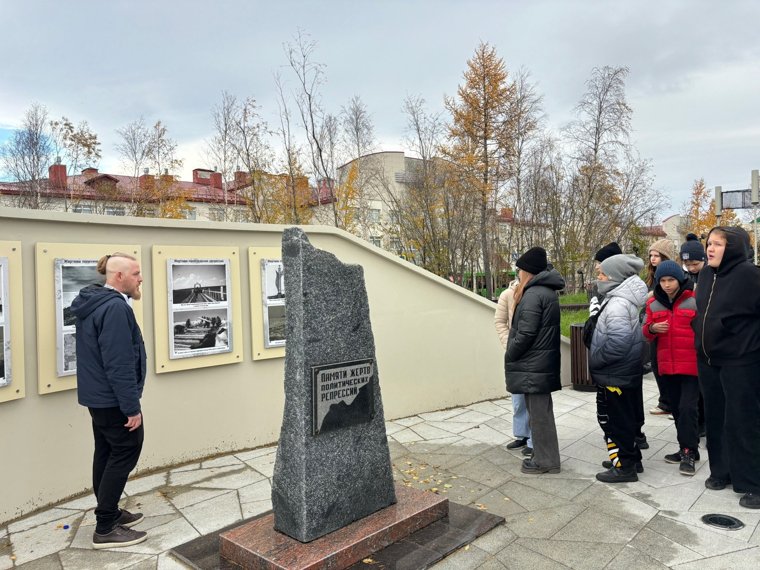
496, 227, 760, 511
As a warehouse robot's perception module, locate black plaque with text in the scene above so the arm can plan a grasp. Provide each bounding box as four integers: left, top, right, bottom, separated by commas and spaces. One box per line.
312, 358, 375, 435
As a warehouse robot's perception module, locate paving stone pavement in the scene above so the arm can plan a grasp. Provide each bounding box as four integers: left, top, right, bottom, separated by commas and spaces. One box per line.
2, 376, 759, 569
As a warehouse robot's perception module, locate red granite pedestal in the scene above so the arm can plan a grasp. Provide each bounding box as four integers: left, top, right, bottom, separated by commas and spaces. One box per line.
219, 484, 449, 570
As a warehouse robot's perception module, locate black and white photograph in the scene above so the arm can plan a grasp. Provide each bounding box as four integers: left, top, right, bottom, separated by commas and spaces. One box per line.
0, 327, 6, 387
0, 259, 9, 386
262, 259, 285, 301
167, 258, 233, 359
55, 259, 101, 377
264, 304, 286, 348
170, 260, 229, 305
261, 259, 286, 349
171, 307, 231, 358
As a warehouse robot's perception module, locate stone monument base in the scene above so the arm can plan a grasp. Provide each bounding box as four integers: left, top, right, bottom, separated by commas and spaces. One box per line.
220, 484, 448, 570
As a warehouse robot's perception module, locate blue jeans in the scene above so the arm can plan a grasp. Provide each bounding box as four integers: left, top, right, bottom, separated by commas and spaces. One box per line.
512, 394, 532, 447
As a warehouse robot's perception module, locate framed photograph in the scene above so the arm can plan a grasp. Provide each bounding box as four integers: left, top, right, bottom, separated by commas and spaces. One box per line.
248, 248, 285, 360
261, 259, 286, 349
167, 259, 232, 359
264, 305, 286, 348
54, 259, 103, 377
262, 259, 285, 301
0, 258, 8, 387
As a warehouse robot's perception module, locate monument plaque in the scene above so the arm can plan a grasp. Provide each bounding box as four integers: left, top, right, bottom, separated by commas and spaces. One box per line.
313, 358, 375, 435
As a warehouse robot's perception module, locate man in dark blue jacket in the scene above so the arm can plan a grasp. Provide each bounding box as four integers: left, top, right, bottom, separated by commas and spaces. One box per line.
71, 252, 148, 549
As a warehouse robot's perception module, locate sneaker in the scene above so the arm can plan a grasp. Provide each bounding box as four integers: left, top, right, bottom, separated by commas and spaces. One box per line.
679, 449, 696, 476
668, 414, 675, 421
739, 493, 760, 509
602, 460, 643, 473
117, 509, 144, 528
595, 466, 638, 483
664, 450, 683, 464
665, 448, 700, 463
92, 525, 148, 549
521, 458, 560, 474
649, 406, 670, 415
705, 476, 731, 491
635, 435, 649, 450
522, 446, 533, 457
506, 437, 528, 450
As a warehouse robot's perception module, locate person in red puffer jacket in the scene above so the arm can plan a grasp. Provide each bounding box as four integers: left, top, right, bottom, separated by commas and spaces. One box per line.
643, 260, 700, 477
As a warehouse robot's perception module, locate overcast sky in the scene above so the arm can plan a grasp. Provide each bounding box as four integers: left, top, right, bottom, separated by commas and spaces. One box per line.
1, 0, 759, 217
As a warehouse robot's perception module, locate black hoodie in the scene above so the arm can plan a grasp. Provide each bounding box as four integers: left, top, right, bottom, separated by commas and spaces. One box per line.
693, 227, 760, 366
70, 284, 146, 416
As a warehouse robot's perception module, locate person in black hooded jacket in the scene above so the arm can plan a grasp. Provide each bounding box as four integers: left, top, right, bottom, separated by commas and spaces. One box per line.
70, 253, 149, 548
693, 226, 760, 509
506, 247, 565, 474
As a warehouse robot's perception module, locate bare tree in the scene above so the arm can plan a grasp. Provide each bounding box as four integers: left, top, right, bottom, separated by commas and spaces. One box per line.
147, 120, 182, 176
115, 117, 154, 204
274, 72, 311, 224
340, 95, 374, 160
206, 91, 238, 217
284, 31, 340, 226
50, 117, 102, 210
1, 103, 54, 209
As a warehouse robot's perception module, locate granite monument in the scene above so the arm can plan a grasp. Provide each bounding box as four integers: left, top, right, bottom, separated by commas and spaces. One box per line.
271, 228, 397, 542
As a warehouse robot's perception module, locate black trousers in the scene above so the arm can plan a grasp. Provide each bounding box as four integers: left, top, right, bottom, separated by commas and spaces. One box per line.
596, 386, 642, 469
651, 343, 671, 412
524, 393, 560, 470
89, 407, 144, 534
698, 360, 760, 493
660, 374, 699, 450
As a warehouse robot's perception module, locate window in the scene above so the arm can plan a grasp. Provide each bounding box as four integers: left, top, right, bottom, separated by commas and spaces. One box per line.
389, 210, 400, 226
370, 236, 382, 247
73, 205, 94, 214
208, 207, 226, 222
390, 237, 401, 253
105, 206, 125, 216
184, 209, 197, 221
368, 208, 380, 223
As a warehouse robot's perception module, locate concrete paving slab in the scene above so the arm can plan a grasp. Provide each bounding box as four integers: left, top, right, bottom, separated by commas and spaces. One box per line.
449, 456, 512, 488
9, 513, 81, 566
518, 537, 623, 569
671, 547, 760, 569
493, 539, 570, 569
14, 553, 63, 569
606, 544, 672, 569
469, 524, 517, 554
190, 467, 266, 490
165, 488, 229, 511
430, 543, 490, 570
418, 408, 469, 422
58, 547, 153, 570
471, 489, 527, 519
657, 510, 760, 544
628, 527, 704, 566
466, 401, 507, 417
646, 513, 756, 558
394, 415, 424, 427
233, 446, 276, 462
180, 491, 241, 536
552, 507, 648, 544
502, 503, 586, 539
124, 474, 168, 497
497, 480, 573, 512
111, 518, 200, 556
240, 452, 276, 478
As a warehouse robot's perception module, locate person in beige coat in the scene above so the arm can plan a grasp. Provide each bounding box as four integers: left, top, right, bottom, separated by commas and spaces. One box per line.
495, 279, 532, 453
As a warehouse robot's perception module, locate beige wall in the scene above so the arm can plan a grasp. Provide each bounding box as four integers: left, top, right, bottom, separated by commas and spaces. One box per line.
0, 207, 546, 524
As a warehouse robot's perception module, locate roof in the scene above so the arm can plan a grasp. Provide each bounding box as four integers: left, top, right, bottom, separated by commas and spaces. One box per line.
0, 172, 245, 206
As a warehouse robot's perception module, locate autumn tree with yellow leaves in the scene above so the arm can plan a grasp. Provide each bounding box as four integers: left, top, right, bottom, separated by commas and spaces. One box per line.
680, 178, 739, 238
443, 42, 514, 298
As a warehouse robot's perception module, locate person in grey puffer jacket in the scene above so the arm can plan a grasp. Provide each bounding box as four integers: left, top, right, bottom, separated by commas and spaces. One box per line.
590, 254, 648, 483
506, 247, 565, 475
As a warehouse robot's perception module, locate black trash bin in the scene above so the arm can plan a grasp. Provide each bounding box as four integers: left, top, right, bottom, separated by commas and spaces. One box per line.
570, 323, 595, 392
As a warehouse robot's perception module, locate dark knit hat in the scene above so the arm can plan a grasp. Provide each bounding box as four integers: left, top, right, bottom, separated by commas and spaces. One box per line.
655, 260, 686, 283
516, 247, 547, 275
680, 235, 706, 262
594, 242, 623, 263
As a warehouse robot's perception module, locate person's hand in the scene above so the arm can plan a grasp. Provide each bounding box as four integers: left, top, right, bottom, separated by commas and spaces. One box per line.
650, 321, 669, 334
125, 412, 142, 432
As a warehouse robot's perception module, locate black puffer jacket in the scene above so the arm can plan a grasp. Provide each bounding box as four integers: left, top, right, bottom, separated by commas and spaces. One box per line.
693, 227, 760, 366
505, 269, 565, 394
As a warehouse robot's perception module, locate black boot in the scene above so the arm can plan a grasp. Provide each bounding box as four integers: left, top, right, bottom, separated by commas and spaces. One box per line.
602, 460, 643, 473
596, 465, 638, 483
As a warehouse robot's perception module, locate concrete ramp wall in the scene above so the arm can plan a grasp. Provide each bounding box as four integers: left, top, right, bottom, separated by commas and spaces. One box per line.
0, 208, 541, 523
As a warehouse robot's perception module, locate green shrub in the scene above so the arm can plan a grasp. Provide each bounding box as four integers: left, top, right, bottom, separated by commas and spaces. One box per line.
560, 308, 589, 338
